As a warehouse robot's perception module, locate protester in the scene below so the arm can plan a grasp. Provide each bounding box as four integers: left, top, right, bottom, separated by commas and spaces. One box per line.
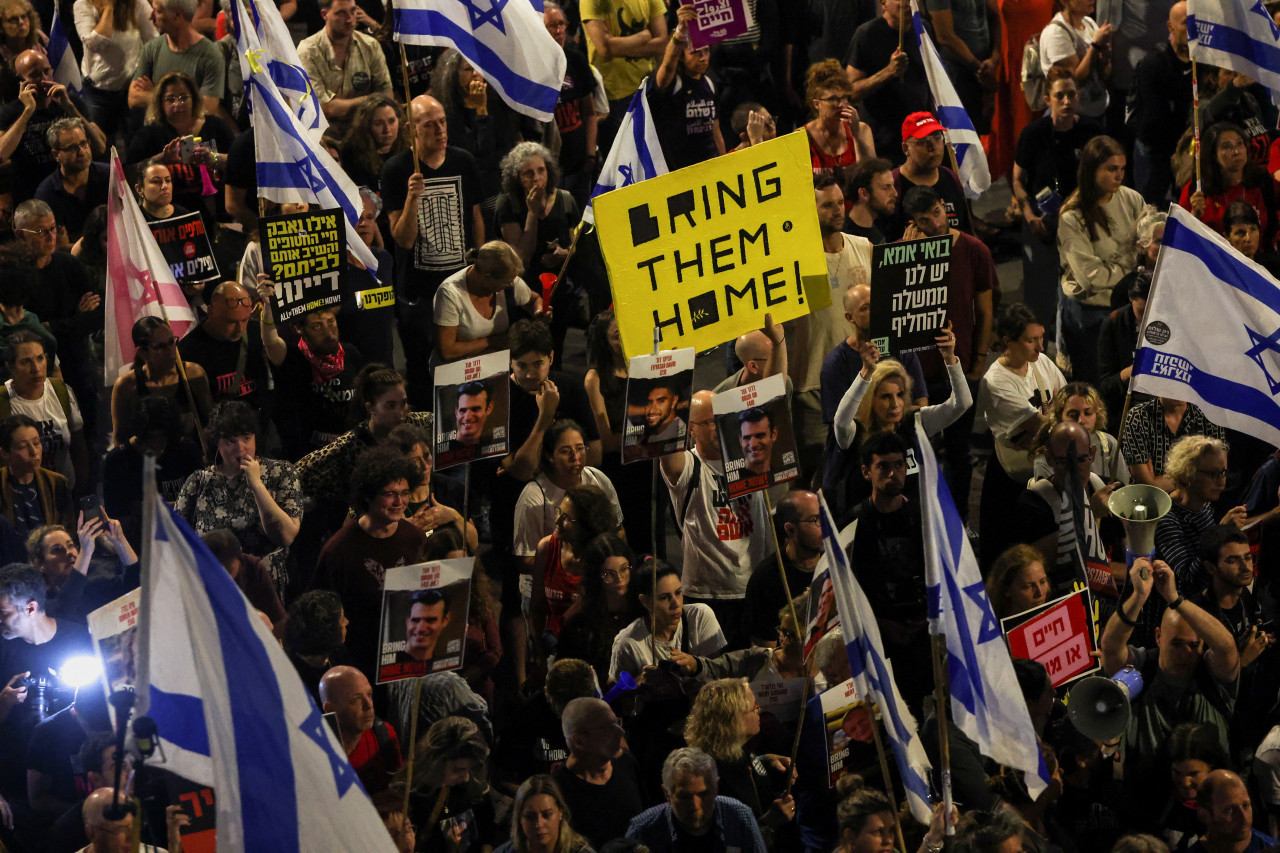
109, 316, 212, 450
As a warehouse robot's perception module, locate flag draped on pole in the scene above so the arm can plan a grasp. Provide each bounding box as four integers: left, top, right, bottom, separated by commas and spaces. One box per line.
104, 150, 195, 386
390, 0, 566, 122
818, 493, 934, 822
245, 49, 380, 272
231, 0, 326, 132
917, 419, 1050, 797
136, 493, 399, 853
909, 0, 991, 199
48, 4, 81, 92
1130, 203, 1280, 446
581, 79, 669, 225
1188, 0, 1280, 101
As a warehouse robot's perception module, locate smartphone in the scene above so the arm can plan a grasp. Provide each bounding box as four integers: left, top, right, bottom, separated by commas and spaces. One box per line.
178, 135, 196, 164
78, 495, 103, 526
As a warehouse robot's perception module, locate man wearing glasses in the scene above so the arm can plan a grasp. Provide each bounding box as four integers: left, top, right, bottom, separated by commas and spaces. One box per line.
178, 281, 271, 412
885, 111, 972, 240
34, 119, 109, 244
741, 490, 822, 647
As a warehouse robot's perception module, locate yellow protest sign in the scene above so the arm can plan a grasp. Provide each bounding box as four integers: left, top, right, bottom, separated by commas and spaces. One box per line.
595, 130, 830, 359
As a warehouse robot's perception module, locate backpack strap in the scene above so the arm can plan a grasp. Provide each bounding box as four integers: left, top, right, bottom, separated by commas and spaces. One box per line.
371, 717, 395, 764
678, 454, 701, 528
51, 379, 71, 422
0, 386, 10, 420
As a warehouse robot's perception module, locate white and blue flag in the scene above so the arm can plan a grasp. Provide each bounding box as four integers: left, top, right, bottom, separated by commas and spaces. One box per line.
1189, 0, 1280, 103
391, 0, 566, 122
910, 0, 991, 199
48, 3, 81, 92
917, 419, 1051, 798
1131, 203, 1280, 447
247, 51, 380, 272
136, 496, 398, 853
232, 0, 326, 132
818, 492, 934, 822
581, 79, 668, 225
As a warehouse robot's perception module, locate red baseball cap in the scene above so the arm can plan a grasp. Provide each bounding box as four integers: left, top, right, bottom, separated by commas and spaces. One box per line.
902, 111, 945, 141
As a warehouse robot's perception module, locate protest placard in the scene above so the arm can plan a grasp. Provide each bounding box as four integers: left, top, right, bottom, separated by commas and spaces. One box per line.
869, 235, 951, 356
713, 374, 798, 497
433, 350, 510, 470
595, 131, 830, 359
623, 348, 694, 463
819, 677, 876, 787
750, 674, 807, 724
88, 589, 140, 728
260, 208, 346, 324
1002, 589, 1098, 688
148, 211, 219, 287
687, 0, 753, 48
377, 558, 474, 684
803, 516, 857, 658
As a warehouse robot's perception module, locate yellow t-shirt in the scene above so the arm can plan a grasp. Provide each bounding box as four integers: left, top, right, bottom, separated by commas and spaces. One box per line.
580, 0, 666, 101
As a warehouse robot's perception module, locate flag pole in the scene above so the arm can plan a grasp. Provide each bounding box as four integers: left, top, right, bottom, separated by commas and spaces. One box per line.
398, 44, 421, 174
930, 635, 955, 836
899, 1, 906, 53
402, 675, 426, 817
868, 702, 910, 853
1191, 57, 1201, 194
649, 327, 661, 661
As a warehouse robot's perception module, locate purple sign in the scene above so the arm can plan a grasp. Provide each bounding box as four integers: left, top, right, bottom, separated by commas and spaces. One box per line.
687, 0, 753, 49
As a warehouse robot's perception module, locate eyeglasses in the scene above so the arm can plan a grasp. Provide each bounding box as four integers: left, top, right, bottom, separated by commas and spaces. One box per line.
21, 227, 55, 238
796, 516, 821, 525
689, 419, 715, 428
57, 140, 91, 152
776, 626, 798, 641
1197, 468, 1228, 480
163, 94, 191, 105
601, 563, 631, 582
223, 296, 253, 308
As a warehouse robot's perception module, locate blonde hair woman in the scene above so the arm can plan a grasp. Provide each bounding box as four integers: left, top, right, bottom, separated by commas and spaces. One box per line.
495, 775, 593, 853
1030, 381, 1128, 486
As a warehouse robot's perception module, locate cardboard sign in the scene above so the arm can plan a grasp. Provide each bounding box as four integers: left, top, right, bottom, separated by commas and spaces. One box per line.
596, 131, 830, 359
87, 589, 140, 729
433, 350, 510, 470
261, 208, 347, 323
148, 211, 219, 287
687, 0, 754, 48
1002, 590, 1099, 688
165, 775, 217, 853
869, 235, 951, 356
622, 348, 694, 463
750, 674, 807, 723
712, 374, 798, 497
377, 559, 474, 684
803, 517, 856, 658
819, 677, 874, 787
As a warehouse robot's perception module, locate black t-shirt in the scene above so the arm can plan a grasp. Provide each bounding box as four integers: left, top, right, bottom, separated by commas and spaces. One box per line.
650, 74, 719, 171
225, 126, 257, 198
494, 190, 581, 283
1013, 115, 1103, 214
552, 749, 646, 849
0, 95, 93, 201
125, 116, 238, 217
380, 146, 483, 295
843, 217, 885, 244
339, 248, 397, 367
493, 692, 568, 785
34, 162, 111, 242
845, 16, 931, 156
26, 703, 89, 808
274, 341, 365, 461
0, 620, 93, 723
382, 41, 441, 102
850, 499, 926, 625
33, 252, 100, 387
742, 551, 816, 646
177, 323, 270, 411
885, 166, 973, 240
555, 46, 597, 173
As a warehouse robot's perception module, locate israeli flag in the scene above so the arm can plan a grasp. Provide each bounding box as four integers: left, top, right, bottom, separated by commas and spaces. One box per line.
247, 60, 380, 272
391, 0, 566, 122
917, 418, 1051, 797
582, 79, 669, 225
1131, 204, 1280, 446
910, 0, 991, 199
1189, 0, 1280, 102
48, 3, 81, 92
818, 493, 934, 821
232, 0, 326, 132
135, 496, 398, 853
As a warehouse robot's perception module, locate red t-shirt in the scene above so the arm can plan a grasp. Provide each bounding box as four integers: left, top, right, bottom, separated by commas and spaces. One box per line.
348, 721, 403, 796
1178, 181, 1270, 243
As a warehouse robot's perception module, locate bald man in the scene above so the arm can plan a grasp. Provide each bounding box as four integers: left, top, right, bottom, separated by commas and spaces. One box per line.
178, 281, 270, 410
383, 93, 485, 405
660, 386, 771, 646
713, 316, 789, 399
1101, 556, 1239, 814
552, 698, 645, 850
1195, 769, 1275, 853
81, 786, 185, 852
319, 665, 402, 795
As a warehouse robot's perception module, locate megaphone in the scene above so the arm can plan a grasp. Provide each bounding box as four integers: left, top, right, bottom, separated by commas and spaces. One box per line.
1068, 665, 1144, 742
1108, 484, 1172, 564
602, 671, 638, 705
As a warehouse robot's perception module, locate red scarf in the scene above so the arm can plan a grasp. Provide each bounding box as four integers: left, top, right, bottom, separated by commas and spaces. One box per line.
297, 339, 345, 384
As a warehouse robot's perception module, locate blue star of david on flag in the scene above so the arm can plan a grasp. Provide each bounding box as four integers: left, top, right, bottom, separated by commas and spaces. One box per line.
1245, 325, 1280, 395
299, 707, 362, 798
457, 0, 509, 34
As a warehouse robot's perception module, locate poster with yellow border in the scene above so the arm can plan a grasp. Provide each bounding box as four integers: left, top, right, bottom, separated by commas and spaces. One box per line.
594, 130, 830, 359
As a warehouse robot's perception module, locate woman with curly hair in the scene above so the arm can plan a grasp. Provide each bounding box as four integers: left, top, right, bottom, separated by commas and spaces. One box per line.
496, 775, 594, 853
282, 589, 354, 705
0, 0, 43, 65
341, 94, 410, 192
497, 141, 580, 284
684, 678, 796, 838
834, 775, 950, 853
1158, 435, 1246, 588
984, 544, 1051, 619
804, 59, 875, 187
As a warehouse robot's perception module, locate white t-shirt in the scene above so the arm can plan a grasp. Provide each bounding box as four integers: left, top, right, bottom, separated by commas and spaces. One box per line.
1039, 14, 1108, 117
662, 448, 771, 599
6, 379, 83, 489
1255, 725, 1280, 809
608, 603, 727, 682
975, 356, 1066, 479
512, 467, 623, 558
432, 267, 535, 354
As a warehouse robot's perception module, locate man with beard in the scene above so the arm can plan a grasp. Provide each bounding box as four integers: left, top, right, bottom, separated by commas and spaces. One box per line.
885, 112, 972, 240
34, 119, 109, 243
844, 158, 898, 244
737, 408, 777, 478
742, 490, 822, 646
642, 380, 683, 445
257, 285, 367, 461
179, 281, 271, 413
319, 665, 402, 795
453, 381, 494, 449
395, 588, 452, 667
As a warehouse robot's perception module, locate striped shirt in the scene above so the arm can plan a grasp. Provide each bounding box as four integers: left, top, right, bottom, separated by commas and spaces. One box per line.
1120, 400, 1225, 476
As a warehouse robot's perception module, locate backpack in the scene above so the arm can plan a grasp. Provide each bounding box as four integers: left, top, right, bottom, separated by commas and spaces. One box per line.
1021, 18, 1072, 110
0, 378, 72, 421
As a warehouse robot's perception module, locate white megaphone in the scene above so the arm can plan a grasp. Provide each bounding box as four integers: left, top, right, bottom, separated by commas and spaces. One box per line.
1108, 484, 1172, 565
1068, 665, 1144, 742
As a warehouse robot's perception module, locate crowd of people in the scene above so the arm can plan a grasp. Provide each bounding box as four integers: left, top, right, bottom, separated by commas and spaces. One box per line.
0, 0, 1276, 850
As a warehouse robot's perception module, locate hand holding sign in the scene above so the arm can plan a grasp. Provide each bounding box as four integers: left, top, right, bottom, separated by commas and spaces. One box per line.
857, 339, 880, 380
935, 322, 956, 364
